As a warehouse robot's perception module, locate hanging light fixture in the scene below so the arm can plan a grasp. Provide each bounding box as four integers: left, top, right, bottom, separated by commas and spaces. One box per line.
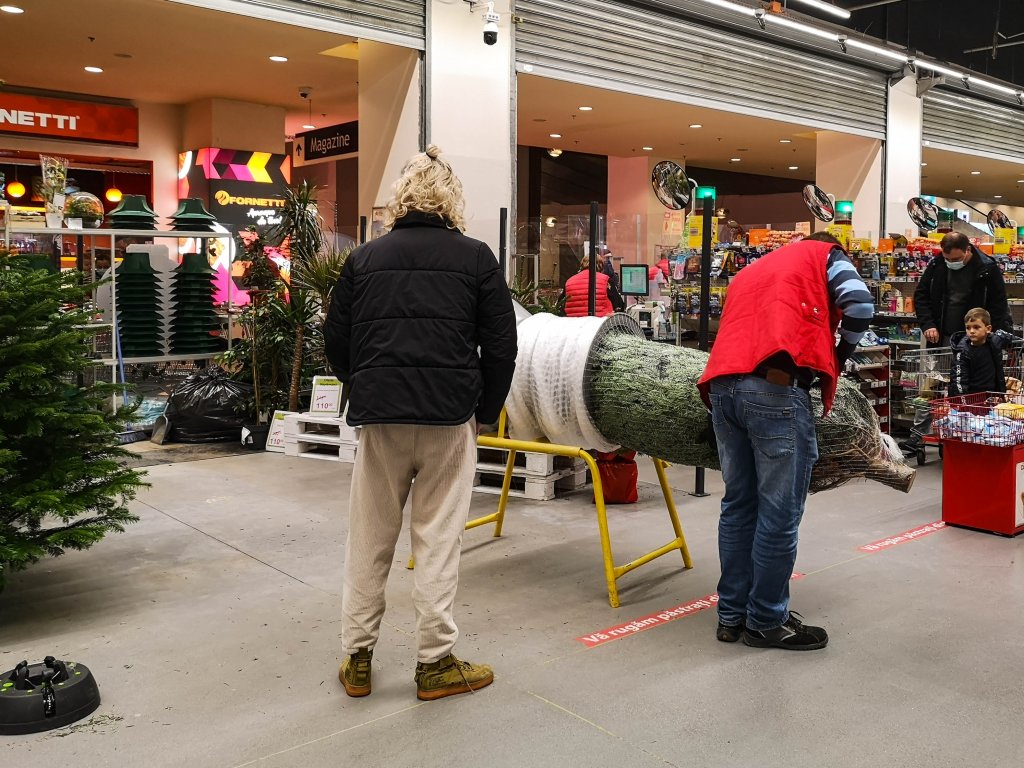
105, 171, 122, 203
7, 165, 25, 198
302, 93, 315, 130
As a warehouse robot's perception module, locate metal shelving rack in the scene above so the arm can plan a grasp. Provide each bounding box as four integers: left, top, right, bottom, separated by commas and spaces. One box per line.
2, 224, 235, 362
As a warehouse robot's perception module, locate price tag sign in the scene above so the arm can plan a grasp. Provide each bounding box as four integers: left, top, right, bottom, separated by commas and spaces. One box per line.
310, 376, 343, 416
265, 410, 292, 452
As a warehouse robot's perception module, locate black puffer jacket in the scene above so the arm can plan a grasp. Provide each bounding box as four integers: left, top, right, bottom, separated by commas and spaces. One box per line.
324, 211, 517, 426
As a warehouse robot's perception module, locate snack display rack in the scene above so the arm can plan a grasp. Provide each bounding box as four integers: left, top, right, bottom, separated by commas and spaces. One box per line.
933, 392, 1024, 536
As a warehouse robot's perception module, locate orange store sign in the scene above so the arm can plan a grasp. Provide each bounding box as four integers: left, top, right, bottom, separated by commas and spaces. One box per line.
0, 93, 138, 146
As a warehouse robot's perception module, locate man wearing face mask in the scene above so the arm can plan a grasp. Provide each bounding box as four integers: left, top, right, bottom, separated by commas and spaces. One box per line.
915, 232, 1012, 347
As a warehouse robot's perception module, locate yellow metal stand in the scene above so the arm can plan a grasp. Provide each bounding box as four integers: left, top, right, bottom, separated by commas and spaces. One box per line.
469, 412, 693, 608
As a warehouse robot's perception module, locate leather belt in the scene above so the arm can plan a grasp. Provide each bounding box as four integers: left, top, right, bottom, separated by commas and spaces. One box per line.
752, 366, 811, 390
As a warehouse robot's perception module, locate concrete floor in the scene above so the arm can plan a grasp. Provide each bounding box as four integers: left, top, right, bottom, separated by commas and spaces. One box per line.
2, 449, 1022, 767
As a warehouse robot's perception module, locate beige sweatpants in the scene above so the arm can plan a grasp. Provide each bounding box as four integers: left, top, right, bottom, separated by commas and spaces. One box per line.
341, 421, 477, 663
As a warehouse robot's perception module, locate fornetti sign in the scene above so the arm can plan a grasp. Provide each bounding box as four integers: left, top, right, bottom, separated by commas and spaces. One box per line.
0, 93, 139, 146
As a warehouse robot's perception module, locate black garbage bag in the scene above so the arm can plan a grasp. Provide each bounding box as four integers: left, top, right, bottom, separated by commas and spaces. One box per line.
165, 367, 253, 443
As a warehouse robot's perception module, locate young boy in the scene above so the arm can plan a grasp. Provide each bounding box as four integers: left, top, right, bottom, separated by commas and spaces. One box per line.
949, 307, 1018, 395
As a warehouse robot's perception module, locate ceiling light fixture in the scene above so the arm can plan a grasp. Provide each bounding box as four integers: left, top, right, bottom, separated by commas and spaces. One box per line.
969, 78, 1018, 96
779, 139, 792, 144
105, 171, 122, 203
916, 60, 964, 79
1017, 180, 1024, 184
269, 55, 288, 62
549, 133, 561, 138
994, 195, 1003, 199
689, 124, 702, 129
578, 106, 593, 111
788, 166, 799, 170
0, 5, 24, 13
730, 158, 741, 162
642, 146, 653, 151
695, 0, 754, 17
764, 13, 842, 43
954, 189, 963, 193
301, 93, 315, 131
787, 0, 850, 20
971, 170, 981, 175
844, 38, 910, 63
84, 66, 103, 73
6, 165, 24, 198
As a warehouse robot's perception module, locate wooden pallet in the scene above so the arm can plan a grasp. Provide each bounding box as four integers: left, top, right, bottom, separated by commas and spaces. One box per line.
284, 437, 357, 463
283, 412, 359, 443
476, 447, 585, 477
474, 467, 590, 501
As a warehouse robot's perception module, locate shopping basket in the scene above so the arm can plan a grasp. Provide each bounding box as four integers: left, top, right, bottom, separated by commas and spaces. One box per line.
931, 392, 1024, 448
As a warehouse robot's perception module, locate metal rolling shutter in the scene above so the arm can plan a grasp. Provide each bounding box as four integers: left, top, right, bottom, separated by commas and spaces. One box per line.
228, 0, 425, 47
515, 0, 887, 138
922, 90, 1024, 163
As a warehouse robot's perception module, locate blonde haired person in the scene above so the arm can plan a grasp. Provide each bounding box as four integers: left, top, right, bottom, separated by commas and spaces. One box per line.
324, 145, 517, 701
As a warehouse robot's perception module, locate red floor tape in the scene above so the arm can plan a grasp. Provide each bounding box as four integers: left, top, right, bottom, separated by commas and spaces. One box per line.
857, 521, 946, 553
576, 573, 805, 648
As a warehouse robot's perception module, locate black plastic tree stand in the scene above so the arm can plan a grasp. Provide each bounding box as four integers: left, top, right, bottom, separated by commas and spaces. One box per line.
0, 657, 101, 735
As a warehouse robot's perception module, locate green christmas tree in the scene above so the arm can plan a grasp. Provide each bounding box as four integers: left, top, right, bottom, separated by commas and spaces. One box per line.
0, 257, 146, 589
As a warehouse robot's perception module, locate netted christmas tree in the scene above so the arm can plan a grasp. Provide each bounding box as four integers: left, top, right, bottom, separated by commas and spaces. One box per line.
0, 257, 146, 589
507, 313, 914, 494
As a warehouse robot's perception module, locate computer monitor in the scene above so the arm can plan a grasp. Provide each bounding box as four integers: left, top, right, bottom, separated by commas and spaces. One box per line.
620, 264, 650, 297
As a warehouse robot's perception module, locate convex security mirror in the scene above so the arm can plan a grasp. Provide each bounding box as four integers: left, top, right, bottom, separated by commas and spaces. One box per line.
802, 184, 835, 223
651, 161, 691, 210
987, 208, 1012, 234
907, 197, 940, 231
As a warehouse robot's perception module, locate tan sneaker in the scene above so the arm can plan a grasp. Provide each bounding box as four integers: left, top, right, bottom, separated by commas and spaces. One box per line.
339, 648, 373, 697
414, 654, 493, 701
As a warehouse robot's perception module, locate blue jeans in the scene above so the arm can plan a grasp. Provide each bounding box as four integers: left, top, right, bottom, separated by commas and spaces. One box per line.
708, 375, 819, 631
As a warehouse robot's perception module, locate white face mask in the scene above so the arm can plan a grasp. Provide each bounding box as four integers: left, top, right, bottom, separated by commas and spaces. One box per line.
945, 259, 966, 271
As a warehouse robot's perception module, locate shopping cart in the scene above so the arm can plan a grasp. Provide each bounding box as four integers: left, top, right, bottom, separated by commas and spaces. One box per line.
893, 348, 954, 465
895, 342, 1024, 464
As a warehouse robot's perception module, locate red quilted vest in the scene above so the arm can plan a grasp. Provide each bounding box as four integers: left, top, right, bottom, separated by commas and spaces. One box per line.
564, 270, 613, 317
697, 240, 842, 413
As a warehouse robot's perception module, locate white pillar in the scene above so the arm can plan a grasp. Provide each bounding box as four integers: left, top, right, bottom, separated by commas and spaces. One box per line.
815, 132, 883, 242
884, 76, 924, 237
427, 0, 514, 255
358, 41, 421, 224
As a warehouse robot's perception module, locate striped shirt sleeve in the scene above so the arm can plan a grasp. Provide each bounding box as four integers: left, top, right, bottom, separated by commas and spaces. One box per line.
826, 247, 874, 347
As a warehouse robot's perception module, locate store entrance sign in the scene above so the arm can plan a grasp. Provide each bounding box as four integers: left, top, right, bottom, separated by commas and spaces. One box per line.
294, 121, 358, 166
0, 93, 138, 146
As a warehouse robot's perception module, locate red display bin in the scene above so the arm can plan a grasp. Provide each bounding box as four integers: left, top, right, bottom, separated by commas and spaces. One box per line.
941, 440, 1024, 536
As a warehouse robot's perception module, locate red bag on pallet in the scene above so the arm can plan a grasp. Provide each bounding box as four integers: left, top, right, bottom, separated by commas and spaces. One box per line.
593, 450, 639, 504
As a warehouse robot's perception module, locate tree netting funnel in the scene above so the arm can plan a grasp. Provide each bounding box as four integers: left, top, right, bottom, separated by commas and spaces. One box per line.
506, 313, 915, 494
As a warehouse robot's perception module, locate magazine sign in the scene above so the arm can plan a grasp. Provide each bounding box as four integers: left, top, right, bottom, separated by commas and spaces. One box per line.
294, 121, 358, 167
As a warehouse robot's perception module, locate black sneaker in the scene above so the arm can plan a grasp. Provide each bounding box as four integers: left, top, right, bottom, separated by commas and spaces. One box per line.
716, 622, 745, 643
742, 612, 828, 651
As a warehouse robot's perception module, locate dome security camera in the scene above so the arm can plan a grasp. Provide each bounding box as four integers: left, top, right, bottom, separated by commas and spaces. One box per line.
483, 6, 499, 45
